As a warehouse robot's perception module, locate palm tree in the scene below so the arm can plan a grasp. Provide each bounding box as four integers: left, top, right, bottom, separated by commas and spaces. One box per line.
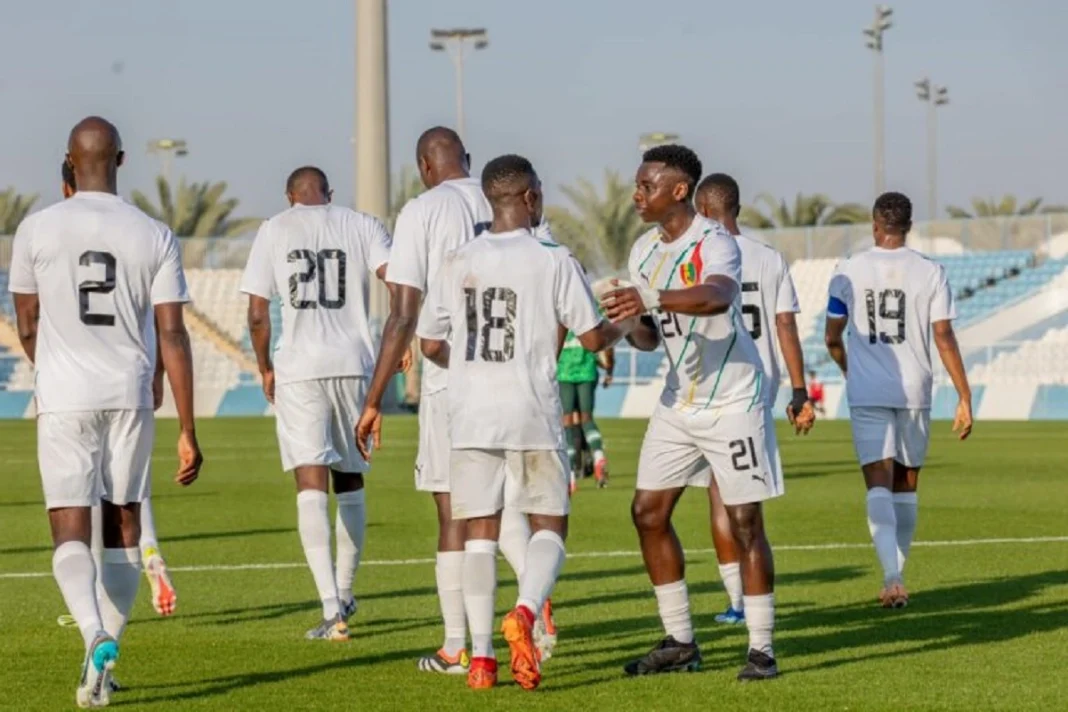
739, 193, 869, 229
546, 170, 646, 272
945, 195, 1067, 219
131, 177, 261, 237
0, 188, 38, 234
388, 166, 426, 231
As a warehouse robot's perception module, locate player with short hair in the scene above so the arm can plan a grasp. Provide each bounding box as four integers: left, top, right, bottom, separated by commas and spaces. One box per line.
416, 154, 623, 690
694, 173, 815, 625
61, 161, 179, 624
357, 128, 551, 672
825, 191, 973, 608
10, 116, 202, 708
241, 166, 402, 641
602, 145, 781, 681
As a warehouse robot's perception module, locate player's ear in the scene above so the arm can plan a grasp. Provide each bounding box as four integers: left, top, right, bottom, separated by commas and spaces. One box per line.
672, 181, 689, 203
327, 189, 334, 204
116, 150, 125, 167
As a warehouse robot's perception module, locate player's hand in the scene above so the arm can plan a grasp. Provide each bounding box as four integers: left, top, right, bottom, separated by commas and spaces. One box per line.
397, 346, 413, 374
152, 371, 165, 411
356, 405, 381, 461
261, 368, 275, 404
176, 429, 202, 486
602, 373, 614, 388
952, 399, 973, 440
602, 286, 649, 323
787, 401, 816, 435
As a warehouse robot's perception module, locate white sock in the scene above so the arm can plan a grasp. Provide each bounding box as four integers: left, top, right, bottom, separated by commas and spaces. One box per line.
139, 497, 159, 557
53, 541, 104, 650
743, 593, 775, 657
866, 487, 901, 584
718, 562, 745, 612
296, 490, 339, 619
593, 449, 606, 461
498, 507, 530, 580
893, 492, 918, 572
334, 489, 366, 603
516, 529, 565, 615
436, 551, 467, 656
653, 580, 694, 645
463, 539, 498, 659
98, 547, 141, 640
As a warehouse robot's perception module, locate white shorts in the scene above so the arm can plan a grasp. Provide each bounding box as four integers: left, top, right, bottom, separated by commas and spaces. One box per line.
637, 403, 784, 506
37, 409, 154, 509
275, 377, 369, 473
450, 449, 570, 519
850, 407, 931, 468
415, 389, 450, 493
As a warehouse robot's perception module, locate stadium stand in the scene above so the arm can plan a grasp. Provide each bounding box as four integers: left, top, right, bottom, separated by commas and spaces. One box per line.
970, 326, 1068, 385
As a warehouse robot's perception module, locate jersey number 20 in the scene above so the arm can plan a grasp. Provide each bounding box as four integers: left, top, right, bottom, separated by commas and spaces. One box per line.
464, 286, 517, 362
288, 249, 347, 310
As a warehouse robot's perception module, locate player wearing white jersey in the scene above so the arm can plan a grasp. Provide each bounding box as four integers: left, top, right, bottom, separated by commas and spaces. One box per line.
695, 173, 816, 627
241, 166, 401, 641
825, 192, 973, 608
10, 117, 202, 708
602, 146, 780, 681
417, 155, 623, 691
59, 162, 179, 632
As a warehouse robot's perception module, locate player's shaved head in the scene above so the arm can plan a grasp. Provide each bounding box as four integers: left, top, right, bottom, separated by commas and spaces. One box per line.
66, 116, 124, 194
481, 154, 541, 232
415, 126, 470, 189
285, 165, 331, 206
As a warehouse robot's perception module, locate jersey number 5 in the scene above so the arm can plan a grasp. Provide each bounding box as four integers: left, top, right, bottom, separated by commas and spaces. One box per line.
464, 286, 517, 362
864, 288, 906, 344
77, 250, 117, 326
288, 249, 347, 310
741, 281, 762, 340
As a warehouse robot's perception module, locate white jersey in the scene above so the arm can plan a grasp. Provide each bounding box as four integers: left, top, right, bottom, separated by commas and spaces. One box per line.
736, 233, 800, 401
7, 191, 189, 413
416, 228, 601, 450
386, 177, 492, 396
827, 246, 955, 409
240, 204, 391, 385
628, 215, 764, 413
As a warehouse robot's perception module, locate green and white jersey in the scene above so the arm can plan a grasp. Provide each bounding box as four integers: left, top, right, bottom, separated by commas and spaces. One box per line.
557, 330, 598, 383
627, 216, 764, 414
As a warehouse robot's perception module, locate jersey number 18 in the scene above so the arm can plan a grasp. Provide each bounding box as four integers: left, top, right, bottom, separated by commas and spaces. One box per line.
464, 286, 517, 362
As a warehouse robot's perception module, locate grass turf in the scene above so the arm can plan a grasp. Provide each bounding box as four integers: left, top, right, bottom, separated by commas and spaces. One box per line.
1, 417, 1065, 711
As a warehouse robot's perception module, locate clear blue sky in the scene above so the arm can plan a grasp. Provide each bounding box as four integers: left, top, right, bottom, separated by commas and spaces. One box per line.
1, 0, 1064, 221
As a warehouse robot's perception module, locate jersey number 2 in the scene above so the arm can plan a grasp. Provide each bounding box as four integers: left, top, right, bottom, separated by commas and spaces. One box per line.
864, 288, 906, 344
288, 249, 347, 310
464, 286, 517, 362
77, 250, 117, 326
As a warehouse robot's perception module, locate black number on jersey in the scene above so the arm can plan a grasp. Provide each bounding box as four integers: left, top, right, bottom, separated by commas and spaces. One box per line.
729, 437, 759, 471
463, 286, 517, 362
740, 281, 762, 340
77, 251, 117, 326
864, 288, 906, 344
657, 310, 684, 339
288, 249, 347, 310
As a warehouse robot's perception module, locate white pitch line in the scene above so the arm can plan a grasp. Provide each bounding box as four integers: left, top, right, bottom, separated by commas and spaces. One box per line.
1, 535, 1065, 581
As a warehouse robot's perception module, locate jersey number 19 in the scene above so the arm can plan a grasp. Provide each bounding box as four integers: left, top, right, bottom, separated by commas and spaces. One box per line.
864, 288, 906, 344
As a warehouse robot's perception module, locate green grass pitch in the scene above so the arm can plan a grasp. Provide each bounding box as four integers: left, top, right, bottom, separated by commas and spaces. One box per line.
1, 417, 1065, 711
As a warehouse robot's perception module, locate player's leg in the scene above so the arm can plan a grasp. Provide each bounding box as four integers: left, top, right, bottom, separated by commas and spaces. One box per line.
559, 383, 581, 477
578, 380, 608, 487
415, 390, 469, 673
276, 381, 347, 640
703, 408, 783, 681
450, 448, 506, 690
329, 377, 371, 622
890, 409, 930, 598
137, 495, 176, 617
851, 407, 905, 605
502, 449, 571, 691
625, 406, 706, 675
707, 477, 744, 623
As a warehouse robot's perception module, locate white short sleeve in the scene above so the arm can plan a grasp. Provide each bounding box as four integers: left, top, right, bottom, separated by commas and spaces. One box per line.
775, 254, 800, 314
555, 254, 601, 336
415, 256, 452, 341
8, 218, 37, 294
365, 216, 392, 274
385, 201, 429, 292
239, 222, 276, 299
698, 234, 742, 287
827, 265, 851, 318
151, 228, 191, 305
930, 264, 956, 322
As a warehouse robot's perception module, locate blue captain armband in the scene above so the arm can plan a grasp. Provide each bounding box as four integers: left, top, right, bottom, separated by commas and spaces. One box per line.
827, 296, 848, 318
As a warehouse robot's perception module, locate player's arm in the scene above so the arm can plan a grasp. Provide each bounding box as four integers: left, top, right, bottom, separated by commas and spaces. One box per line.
12, 293, 39, 364
824, 316, 848, 376
775, 260, 813, 432
415, 261, 453, 370
558, 256, 625, 354
153, 315, 165, 410
155, 302, 202, 485
930, 265, 972, 439
372, 265, 414, 375
625, 315, 661, 351
598, 347, 615, 387
246, 295, 274, 402
604, 275, 739, 320
9, 220, 38, 363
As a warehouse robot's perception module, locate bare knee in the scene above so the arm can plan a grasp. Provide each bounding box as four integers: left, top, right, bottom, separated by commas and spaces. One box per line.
631, 494, 669, 533
727, 504, 764, 552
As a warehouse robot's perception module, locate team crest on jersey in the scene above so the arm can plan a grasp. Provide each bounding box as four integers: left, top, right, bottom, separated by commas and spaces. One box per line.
679, 239, 704, 287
